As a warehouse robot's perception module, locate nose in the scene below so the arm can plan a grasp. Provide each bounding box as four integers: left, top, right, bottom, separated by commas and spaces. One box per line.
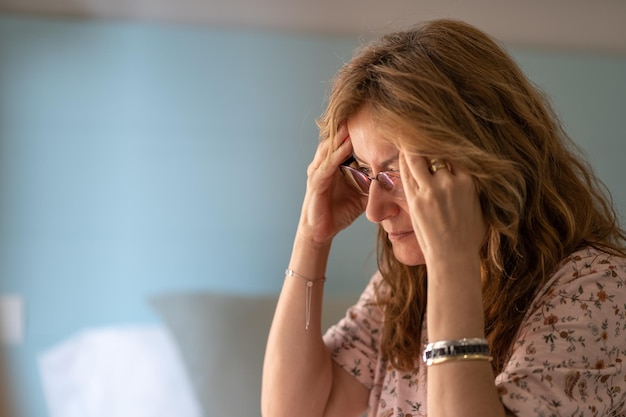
365, 180, 398, 223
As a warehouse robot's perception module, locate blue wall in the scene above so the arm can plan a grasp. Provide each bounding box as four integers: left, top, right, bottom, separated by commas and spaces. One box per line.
0, 15, 624, 417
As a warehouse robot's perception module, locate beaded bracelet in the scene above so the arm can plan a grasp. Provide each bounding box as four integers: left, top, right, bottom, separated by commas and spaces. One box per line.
285, 269, 326, 330
423, 338, 492, 366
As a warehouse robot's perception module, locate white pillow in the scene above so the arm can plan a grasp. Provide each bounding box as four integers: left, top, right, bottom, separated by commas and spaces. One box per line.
150, 293, 356, 417
38, 325, 201, 417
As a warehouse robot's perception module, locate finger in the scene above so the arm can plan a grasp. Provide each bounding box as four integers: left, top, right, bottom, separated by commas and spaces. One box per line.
324, 125, 353, 168
330, 134, 353, 166
333, 123, 350, 149
308, 126, 351, 177
309, 139, 331, 171
399, 152, 416, 191
401, 151, 433, 187
446, 163, 476, 190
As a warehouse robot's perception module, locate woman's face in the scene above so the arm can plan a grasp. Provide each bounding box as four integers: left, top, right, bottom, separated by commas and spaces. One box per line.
346, 106, 425, 266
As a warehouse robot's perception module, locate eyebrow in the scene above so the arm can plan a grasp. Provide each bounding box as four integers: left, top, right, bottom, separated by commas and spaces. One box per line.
353, 153, 400, 169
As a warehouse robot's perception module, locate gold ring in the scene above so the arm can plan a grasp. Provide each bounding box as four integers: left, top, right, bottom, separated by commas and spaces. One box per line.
429, 159, 447, 174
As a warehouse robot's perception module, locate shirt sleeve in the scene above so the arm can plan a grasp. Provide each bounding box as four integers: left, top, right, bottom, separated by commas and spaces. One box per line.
495, 249, 626, 416
323, 271, 384, 390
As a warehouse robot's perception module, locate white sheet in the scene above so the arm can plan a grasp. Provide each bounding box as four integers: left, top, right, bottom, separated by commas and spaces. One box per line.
38, 324, 201, 417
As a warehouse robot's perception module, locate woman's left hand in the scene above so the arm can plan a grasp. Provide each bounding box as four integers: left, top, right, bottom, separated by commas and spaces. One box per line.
399, 152, 486, 267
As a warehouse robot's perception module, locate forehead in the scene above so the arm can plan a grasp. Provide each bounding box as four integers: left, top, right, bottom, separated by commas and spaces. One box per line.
347, 107, 399, 166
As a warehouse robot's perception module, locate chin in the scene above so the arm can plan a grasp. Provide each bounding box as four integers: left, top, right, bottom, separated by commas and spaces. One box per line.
392, 246, 426, 266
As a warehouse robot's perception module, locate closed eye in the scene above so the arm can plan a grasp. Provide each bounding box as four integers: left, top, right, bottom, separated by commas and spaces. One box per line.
352, 155, 400, 175
344, 156, 371, 175
358, 166, 371, 175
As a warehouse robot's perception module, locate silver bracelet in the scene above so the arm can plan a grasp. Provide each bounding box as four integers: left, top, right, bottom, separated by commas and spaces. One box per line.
285, 269, 326, 330
423, 338, 491, 366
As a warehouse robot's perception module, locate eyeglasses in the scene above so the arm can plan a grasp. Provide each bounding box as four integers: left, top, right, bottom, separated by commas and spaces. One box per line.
339, 157, 404, 197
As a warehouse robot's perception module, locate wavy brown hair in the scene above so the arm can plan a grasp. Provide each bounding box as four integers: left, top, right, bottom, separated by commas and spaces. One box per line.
317, 19, 626, 372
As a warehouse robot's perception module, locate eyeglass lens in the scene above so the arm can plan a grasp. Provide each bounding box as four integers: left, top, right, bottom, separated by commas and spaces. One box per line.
339, 165, 400, 196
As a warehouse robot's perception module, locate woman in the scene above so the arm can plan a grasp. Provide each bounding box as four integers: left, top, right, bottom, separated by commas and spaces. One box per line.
262, 19, 626, 417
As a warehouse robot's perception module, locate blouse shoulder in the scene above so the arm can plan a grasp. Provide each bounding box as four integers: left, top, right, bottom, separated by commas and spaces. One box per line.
525, 247, 626, 320
496, 247, 626, 416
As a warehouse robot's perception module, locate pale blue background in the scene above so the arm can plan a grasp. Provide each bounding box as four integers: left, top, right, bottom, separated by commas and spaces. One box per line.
1, 15, 624, 417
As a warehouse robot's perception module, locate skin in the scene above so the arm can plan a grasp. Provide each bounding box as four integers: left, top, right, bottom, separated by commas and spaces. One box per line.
346, 108, 424, 266
262, 105, 508, 417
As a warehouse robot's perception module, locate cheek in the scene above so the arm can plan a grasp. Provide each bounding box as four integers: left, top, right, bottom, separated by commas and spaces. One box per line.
396, 200, 411, 218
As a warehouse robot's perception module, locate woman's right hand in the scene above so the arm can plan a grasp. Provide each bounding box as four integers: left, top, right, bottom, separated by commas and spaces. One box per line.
297, 125, 368, 246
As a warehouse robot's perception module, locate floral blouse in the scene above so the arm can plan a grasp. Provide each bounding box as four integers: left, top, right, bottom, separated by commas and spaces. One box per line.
323, 247, 626, 416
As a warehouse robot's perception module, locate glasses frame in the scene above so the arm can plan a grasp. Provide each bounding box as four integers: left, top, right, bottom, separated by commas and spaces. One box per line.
339, 157, 403, 196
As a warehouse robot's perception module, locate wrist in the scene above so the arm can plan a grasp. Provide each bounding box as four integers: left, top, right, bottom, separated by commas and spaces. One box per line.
293, 226, 334, 252
426, 257, 485, 341
288, 232, 332, 282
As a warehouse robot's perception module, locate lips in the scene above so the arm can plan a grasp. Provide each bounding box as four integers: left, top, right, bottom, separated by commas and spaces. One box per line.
387, 230, 414, 241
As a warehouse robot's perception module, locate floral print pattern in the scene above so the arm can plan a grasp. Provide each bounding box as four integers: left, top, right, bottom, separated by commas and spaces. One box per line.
323, 247, 626, 416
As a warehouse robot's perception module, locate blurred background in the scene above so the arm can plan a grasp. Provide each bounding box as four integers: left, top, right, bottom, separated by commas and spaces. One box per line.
0, 1, 625, 416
